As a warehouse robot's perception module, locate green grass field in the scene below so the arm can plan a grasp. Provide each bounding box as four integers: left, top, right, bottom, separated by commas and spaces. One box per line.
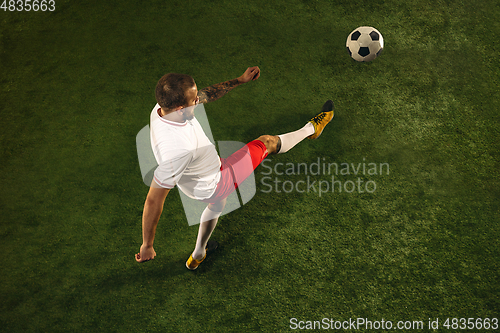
1, 0, 499, 332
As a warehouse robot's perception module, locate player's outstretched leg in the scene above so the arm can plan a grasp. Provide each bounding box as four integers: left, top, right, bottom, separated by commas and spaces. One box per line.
273, 100, 334, 154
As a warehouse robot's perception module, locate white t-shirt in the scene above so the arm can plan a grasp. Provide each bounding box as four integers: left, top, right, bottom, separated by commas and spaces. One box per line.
150, 104, 221, 200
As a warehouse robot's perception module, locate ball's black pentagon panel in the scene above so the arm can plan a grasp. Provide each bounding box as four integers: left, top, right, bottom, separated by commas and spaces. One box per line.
369, 31, 380, 41
351, 31, 361, 41
358, 47, 370, 57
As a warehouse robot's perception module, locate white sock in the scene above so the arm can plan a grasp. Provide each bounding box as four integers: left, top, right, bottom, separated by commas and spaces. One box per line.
192, 206, 221, 260
277, 122, 315, 154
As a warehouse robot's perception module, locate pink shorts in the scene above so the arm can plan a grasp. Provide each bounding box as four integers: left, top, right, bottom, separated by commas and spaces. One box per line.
202, 140, 268, 204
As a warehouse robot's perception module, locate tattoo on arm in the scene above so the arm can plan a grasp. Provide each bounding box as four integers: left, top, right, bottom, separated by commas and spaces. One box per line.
197, 78, 241, 104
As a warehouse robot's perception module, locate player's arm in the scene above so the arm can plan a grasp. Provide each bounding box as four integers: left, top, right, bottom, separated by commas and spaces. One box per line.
197, 66, 260, 104
135, 180, 170, 263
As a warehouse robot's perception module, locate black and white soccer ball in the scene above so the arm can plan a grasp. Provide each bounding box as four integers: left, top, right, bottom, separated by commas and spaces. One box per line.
346, 26, 384, 62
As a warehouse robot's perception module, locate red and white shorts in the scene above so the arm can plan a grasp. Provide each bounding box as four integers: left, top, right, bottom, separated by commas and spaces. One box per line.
201, 139, 268, 204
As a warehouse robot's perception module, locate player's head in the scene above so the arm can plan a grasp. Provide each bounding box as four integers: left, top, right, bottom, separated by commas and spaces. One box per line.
155, 74, 198, 117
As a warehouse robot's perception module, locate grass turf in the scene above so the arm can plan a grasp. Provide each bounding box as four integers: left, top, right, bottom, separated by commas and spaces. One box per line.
1, 0, 499, 331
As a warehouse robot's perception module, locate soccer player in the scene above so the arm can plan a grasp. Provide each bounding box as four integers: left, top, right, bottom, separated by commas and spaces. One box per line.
135, 66, 334, 269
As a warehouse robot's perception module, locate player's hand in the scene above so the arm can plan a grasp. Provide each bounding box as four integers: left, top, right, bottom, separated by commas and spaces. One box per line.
238, 66, 260, 84
135, 244, 156, 263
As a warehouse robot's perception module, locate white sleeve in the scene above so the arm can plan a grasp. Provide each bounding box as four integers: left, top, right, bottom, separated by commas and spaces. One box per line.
153, 150, 192, 189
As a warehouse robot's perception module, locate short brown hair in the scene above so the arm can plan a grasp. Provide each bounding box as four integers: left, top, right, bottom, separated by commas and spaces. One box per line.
155, 73, 195, 110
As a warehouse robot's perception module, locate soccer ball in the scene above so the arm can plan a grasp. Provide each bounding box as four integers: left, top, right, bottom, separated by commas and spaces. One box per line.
346, 26, 384, 62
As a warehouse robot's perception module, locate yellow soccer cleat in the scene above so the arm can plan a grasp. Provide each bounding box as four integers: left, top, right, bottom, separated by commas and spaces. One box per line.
186, 240, 219, 270
186, 254, 206, 270
307, 100, 334, 140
